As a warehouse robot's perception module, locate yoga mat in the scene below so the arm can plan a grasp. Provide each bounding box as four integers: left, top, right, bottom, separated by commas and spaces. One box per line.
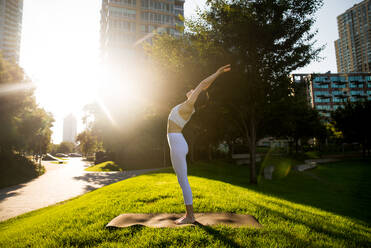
106, 213, 262, 228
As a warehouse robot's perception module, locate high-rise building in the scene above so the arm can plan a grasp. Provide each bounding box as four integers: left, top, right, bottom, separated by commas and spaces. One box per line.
0, 0, 23, 63
292, 72, 371, 119
100, 0, 184, 64
334, 0, 371, 73
63, 114, 77, 143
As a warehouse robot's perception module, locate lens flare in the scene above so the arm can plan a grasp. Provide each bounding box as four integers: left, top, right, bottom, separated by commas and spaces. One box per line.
0, 81, 36, 96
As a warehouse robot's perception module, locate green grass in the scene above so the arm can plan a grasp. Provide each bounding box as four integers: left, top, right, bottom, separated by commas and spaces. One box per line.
304, 151, 322, 159
55, 157, 69, 161
259, 154, 303, 180
50, 161, 67, 164
0, 160, 370, 247
85, 161, 123, 172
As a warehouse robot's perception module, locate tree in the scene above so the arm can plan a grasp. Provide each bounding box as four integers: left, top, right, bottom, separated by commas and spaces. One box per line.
147, 0, 322, 184
266, 80, 324, 153
0, 55, 54, 156
0, 55, 32, 153
332, 101, 371, 158
76, 130, 98, 158
184, 0, 323, 184
57, 142, 74, 154
17, 107, 54, 158
0, 55, 54, 183
144, 28, 230, 163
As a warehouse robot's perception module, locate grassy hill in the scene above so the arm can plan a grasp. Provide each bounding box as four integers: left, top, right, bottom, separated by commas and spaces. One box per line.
85, 161, 123, 172
0, 159, 370, 247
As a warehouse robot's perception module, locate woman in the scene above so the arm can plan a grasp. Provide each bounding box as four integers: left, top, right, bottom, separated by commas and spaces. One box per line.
167, 64, 231, 224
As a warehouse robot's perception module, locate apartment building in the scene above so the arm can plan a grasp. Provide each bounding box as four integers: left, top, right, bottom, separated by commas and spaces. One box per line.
292, 72, 371, 118
334, 0, 371, 72
100, 0, 184, 64
0, 0, 23, 63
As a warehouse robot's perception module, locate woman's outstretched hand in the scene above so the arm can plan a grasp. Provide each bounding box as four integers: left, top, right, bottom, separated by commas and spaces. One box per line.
200, 64, 232, 91
216, 64, 231, 75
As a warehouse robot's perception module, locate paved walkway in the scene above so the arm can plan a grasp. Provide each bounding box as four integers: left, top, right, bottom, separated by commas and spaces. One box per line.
0, 158, 162, 222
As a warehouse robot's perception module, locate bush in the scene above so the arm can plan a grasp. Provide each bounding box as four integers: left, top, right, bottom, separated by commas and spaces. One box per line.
95, 151, 108, 164
0, 152, 45, 188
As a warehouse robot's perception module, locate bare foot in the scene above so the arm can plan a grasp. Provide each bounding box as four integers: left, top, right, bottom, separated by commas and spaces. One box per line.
175, 215, 195, 225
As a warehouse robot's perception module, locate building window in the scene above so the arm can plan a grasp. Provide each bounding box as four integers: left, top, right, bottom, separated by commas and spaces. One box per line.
141, 0, 175, 14
110, 0, 137, 7
315, 97, 330, 103
331, 83, 346, 88
109, 6, 136, 19
333, 105, 343, 110
316, 105, 331, 110
314, 91, 330, 97
313, 83, 328, 89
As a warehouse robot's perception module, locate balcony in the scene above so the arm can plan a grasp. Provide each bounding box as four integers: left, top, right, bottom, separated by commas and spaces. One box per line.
318, 82, 330, 86
316, 93, 331, 98
352, 93, 367, 98
349, 80, 364, 85
332, 81, 346, 85
333, 94, 348, 99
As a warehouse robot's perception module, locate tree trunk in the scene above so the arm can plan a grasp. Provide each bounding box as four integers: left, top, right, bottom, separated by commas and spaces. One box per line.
163, 137, 167, 167
190, 140, 195, 163
208, 144, 212, 161
227, 140, 233, 158
247, 120, 257, 185
295, 138, 298, 154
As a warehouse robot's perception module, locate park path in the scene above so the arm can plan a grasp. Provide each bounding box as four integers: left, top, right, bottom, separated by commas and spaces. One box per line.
0, 158, 162, 222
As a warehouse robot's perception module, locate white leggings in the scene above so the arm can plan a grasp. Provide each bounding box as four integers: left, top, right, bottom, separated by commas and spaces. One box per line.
167, 133, 193, 205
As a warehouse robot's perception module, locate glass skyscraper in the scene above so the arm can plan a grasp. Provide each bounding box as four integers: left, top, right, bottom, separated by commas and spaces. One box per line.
334, 0, 371, 73
0, 0, 23, 63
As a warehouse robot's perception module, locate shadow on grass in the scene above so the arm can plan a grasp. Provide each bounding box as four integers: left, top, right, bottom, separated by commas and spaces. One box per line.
251, 201, 370, 247
181, 159, 371, 225
73, 173, 134, 189
197, 224, 243, 248
73, 169, 165, 193
106, 222, 243, 248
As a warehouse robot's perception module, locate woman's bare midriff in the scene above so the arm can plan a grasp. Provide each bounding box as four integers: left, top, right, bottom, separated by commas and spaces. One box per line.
167, 119, 183, 133
167, 103, 194, 133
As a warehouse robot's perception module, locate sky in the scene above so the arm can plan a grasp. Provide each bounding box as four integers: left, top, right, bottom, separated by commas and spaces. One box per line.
19, 0, 363, 144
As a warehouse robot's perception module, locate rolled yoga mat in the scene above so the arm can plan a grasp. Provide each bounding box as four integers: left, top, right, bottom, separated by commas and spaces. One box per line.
106, 213, 262, 228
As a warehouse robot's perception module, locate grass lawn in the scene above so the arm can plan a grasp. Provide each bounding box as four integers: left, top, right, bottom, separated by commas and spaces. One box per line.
55, 157, 69, 161
0, 159, 370, 247
50, 161, 67, 165
85, 161, 123, 172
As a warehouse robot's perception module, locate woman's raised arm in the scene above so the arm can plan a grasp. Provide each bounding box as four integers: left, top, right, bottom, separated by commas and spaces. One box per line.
186, 64, 231, 105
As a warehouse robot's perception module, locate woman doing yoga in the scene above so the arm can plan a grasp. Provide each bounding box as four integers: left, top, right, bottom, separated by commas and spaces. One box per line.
167, 64, 231, 224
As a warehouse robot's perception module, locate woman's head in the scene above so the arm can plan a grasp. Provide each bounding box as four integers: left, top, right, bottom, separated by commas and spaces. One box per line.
186, 89, 194, 99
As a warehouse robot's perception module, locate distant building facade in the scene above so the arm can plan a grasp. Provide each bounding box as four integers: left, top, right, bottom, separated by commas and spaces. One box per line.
334, 0, 371, 73
0, 0, 23, 63
100, 0, 184, 64
292, 72, 371, 118
63, 114, 77, 143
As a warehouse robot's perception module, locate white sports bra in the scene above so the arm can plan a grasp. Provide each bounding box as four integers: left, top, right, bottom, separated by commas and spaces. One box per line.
168, 104, 195, 129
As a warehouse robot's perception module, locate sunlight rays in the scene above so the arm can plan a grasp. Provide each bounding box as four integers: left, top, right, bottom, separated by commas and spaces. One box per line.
0, 81, 36, 96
